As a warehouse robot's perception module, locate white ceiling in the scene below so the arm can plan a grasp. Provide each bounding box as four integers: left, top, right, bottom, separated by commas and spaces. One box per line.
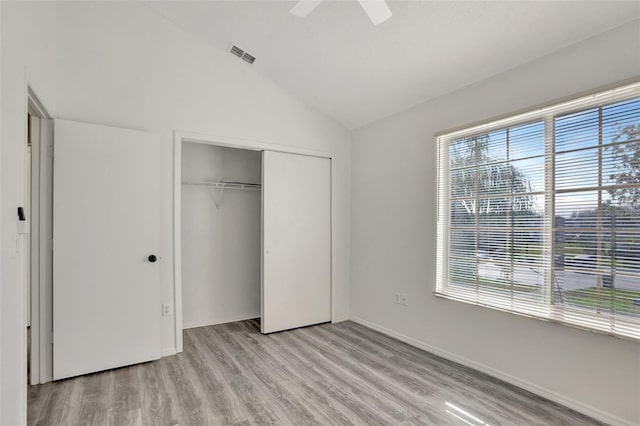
144, 1, 640, 130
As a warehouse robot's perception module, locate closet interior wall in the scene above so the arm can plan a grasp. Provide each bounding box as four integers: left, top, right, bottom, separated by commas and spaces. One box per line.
181, 142, 262, 329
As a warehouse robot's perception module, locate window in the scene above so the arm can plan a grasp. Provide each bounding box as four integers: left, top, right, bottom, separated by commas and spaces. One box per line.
436, 82, 640, 340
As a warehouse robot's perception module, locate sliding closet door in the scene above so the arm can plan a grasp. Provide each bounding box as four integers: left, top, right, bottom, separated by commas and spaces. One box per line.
261, 151, 331, 333
53, 120, 162, 380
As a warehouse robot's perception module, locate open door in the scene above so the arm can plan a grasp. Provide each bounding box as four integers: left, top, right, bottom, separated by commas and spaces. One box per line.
261, 151, 331, 333
53, 120, 162, 380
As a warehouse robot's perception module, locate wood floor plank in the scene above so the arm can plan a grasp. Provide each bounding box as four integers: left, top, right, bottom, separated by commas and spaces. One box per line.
203, 323, 320, 424
265, 328, 403, 425
239, 323, 368, 425
289, 328, 425, 423
108, 363, 142, 425
160, 351, 211, 426
219, 322, 356, 425
74, 372, 112, 426
333, 322, 584, 426
196, 325, 281, 424
33, 376, 76, 426
27, 380, 51, 424
138, 360, 179, 426
28, 320, 604, 426
182, 327, 253, 425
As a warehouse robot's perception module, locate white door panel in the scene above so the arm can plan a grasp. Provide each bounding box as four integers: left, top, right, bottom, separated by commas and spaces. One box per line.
53, 120, 162, 380
261, 151, 331, 333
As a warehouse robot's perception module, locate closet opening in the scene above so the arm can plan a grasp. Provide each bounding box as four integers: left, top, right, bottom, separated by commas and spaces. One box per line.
174, 134, 334, 351
180, 143, 263, 330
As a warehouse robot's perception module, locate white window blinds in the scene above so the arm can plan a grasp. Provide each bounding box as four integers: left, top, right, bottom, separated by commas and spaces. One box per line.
436, 82, 640, 340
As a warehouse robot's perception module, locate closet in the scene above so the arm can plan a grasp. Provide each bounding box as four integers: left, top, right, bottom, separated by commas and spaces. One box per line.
181, 143, 262, 328
50, 127, 331, 381
180, 142, 332, 334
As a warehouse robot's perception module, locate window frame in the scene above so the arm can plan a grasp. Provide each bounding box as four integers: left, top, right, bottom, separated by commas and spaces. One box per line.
435, 82, 640, 341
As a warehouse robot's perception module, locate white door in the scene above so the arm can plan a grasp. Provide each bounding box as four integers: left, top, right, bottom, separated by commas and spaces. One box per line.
53, 120, 162, 380
261, 151, 331, 333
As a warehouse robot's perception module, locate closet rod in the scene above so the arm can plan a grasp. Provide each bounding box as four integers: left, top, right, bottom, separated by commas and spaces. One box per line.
181, 180, 261, 190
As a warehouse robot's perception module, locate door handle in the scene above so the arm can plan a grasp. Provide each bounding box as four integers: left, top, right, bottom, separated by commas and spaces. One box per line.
148, 255, 158, 263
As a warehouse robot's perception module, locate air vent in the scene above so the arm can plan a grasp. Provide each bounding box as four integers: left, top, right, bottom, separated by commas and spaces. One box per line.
241, 53, 256, 64
229, 44, 256, 65
230, 45, 244, 58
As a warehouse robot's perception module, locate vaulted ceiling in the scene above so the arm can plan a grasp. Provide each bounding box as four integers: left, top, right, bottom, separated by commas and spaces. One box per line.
144, 1, 640, 129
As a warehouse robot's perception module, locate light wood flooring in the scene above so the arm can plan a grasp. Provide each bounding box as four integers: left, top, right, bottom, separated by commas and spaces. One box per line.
28, 320, 603, 425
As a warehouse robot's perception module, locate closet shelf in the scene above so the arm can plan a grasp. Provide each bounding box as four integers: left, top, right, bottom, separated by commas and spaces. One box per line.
181, 180, 262, 191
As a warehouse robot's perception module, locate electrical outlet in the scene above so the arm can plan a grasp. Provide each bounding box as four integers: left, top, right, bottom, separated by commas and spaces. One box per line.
400, 293, 408, 306
162, 304, 171, 316
394, 292, 401, 304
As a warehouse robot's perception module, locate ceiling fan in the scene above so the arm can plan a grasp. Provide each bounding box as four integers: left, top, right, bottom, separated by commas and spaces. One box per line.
290, 0, 392, 25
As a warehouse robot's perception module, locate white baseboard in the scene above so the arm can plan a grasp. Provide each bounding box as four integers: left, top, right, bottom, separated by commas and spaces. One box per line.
182, 313, 260, 330
349, 316, 633, 426
333, 314, 350, 323
161, 348, 177, 357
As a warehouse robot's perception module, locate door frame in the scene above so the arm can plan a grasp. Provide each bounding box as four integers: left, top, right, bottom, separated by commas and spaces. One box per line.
173, 131, 335, 352
27, 86, 54, 385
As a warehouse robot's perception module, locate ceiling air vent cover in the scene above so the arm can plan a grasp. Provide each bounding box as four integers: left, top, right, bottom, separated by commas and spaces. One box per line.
229, 45, 256, 65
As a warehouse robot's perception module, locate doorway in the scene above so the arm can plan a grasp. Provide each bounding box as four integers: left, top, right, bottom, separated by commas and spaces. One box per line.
26, 87, 54, 385
181, 143, 263, 329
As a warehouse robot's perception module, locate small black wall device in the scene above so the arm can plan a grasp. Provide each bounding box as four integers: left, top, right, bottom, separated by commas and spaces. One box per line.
18, 207, 26, 221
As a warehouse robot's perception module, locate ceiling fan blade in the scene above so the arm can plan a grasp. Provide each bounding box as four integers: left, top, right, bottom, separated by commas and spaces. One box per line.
290, 0, 324, 17
357, 0, 392, 25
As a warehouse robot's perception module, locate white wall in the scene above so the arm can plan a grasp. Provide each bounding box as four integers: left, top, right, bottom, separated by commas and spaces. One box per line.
1, 3, 57, 425
54, 1, 351, 355
351, 20, 640, 426
181, 143, 261, 328
57, 2, 350, 351
5, 2, 635, 425
1, 1, 350, 424
0, 4, 3, 421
